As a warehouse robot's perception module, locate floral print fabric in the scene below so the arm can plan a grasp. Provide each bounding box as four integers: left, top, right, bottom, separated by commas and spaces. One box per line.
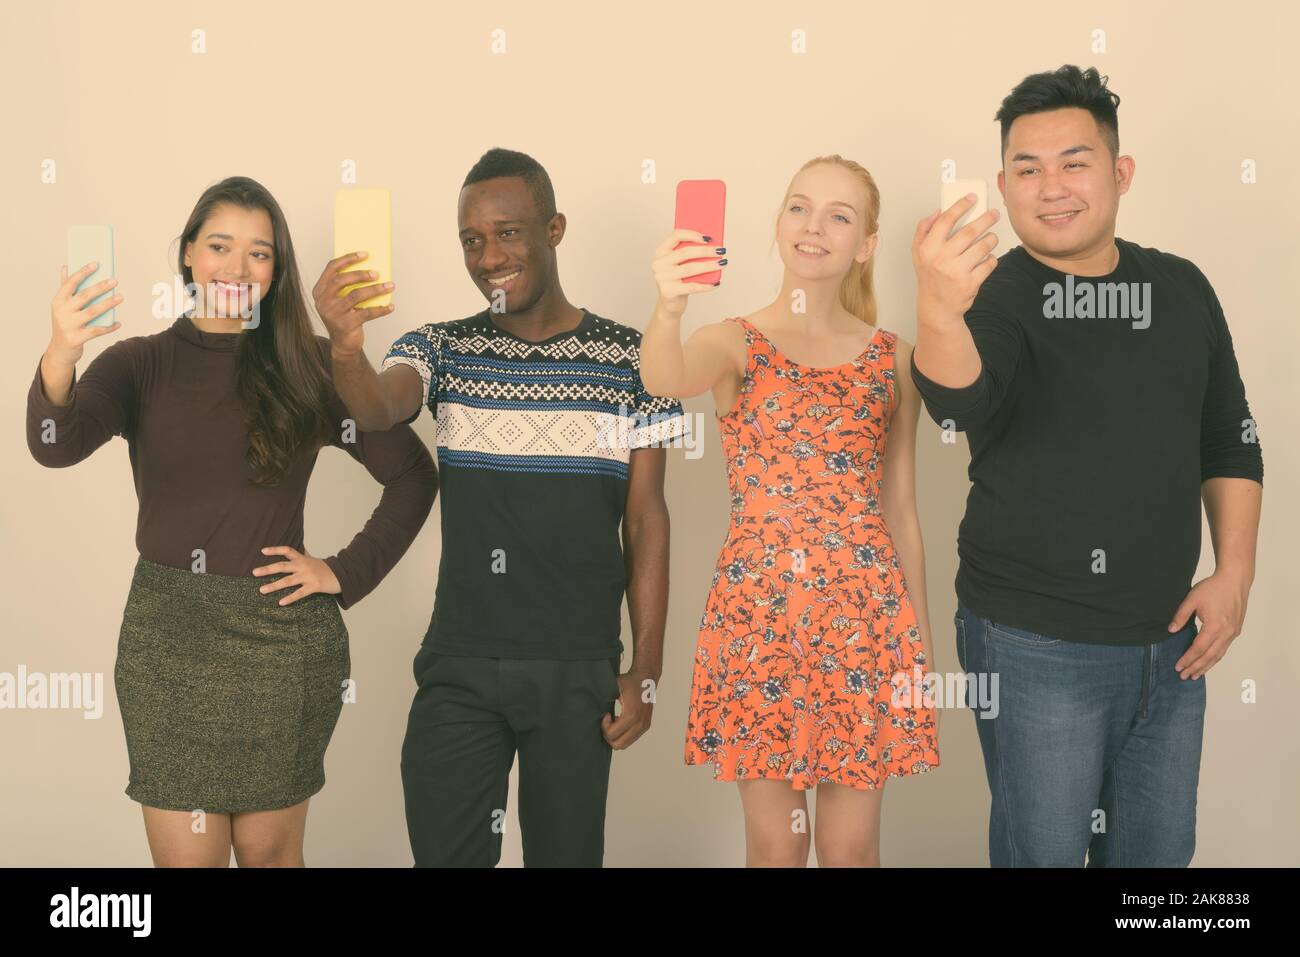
684, 317, 940, 790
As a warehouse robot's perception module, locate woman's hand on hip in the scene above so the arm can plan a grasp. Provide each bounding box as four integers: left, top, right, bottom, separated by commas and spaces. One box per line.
253, 546, 341, 606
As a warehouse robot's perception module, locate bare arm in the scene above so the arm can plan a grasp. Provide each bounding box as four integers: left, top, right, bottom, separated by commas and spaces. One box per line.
1167, 477, 1263, 681
640, 228, 740, 399
327, 348, 423, 432
602, 447, 671, 751
879, 338, 933, 668
641, 309, 743, 400
1202, 477, 1262, 587
880, 337, 943, 730
312, 251, 421, 431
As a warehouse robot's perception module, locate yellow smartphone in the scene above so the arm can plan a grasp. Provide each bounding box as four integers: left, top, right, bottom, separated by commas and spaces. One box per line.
334, 188, 392, 308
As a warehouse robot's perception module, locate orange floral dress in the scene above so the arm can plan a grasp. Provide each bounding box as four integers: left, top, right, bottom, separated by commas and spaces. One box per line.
684, 316, 940, 791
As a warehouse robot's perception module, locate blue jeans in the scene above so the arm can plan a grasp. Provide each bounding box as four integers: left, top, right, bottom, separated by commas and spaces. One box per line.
954, 603, 1206, 867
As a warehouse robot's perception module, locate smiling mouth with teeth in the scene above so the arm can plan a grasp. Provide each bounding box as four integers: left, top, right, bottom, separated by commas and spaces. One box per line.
486, 270, 521, 286
1040, 210, 1082, 221
795, 243, 828, 255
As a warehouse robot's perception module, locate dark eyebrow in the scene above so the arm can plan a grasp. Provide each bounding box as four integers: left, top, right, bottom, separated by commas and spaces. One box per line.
1009, 145, 1095, 163
204, 232, 274, 249
459, 220, 526, 236
788, 193, 858, 214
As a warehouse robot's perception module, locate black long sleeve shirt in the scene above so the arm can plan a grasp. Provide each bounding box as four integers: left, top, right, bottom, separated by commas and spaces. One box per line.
910, 238, 1263, 646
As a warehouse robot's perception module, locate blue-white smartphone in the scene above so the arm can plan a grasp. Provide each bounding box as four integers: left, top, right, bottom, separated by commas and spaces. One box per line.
67, 224, 116, 328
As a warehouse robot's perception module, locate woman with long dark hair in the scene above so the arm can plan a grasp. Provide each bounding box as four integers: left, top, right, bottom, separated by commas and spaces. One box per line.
27, 176, 437, 866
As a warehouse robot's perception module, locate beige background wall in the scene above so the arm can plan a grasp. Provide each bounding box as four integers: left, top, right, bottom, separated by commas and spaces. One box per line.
3, 0, 1296, 866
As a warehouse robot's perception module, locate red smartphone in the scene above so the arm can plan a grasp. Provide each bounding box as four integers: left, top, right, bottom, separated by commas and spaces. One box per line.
674, 180, 726, 285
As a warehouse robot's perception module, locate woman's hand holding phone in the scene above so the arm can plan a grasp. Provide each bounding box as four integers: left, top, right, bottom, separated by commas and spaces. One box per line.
42, 263, 123, 403
50, 262, 122, 359
652, 228, 726, 321
912, 195, 1000, 324
312, 252, 395, 358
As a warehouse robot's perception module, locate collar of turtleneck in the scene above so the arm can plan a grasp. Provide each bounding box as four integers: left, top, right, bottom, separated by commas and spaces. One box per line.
173, 310, 244, 351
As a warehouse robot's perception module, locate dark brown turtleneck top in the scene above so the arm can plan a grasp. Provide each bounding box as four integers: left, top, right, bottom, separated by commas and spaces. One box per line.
26, 314, 438, 609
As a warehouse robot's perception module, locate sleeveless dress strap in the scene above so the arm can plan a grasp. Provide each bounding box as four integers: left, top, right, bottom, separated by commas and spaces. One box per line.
724, 315, 753, 342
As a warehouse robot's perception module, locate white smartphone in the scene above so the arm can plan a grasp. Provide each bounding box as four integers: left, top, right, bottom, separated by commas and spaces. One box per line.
940, 178, 988, 236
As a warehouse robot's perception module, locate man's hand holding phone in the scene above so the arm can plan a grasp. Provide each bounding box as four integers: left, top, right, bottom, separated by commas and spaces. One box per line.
312, 251, 395, 358
913, 194, 1000, 325
321, 187, 394, 358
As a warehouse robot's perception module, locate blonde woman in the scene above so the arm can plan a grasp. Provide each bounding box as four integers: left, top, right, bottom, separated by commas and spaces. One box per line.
641, 156, 939, 867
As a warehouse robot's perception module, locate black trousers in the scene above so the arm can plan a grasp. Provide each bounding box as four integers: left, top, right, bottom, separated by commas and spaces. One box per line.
400, 645, 620, 867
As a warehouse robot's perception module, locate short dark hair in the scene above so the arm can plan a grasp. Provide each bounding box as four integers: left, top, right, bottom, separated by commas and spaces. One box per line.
462, 148, 557, 220
995, 65, 1121, 161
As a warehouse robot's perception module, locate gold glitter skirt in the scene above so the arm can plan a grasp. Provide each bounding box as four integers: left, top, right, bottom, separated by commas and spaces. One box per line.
114, 557, 350, 813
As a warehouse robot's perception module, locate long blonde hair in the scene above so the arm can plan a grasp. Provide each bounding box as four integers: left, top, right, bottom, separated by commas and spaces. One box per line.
776, 155, 881, 326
